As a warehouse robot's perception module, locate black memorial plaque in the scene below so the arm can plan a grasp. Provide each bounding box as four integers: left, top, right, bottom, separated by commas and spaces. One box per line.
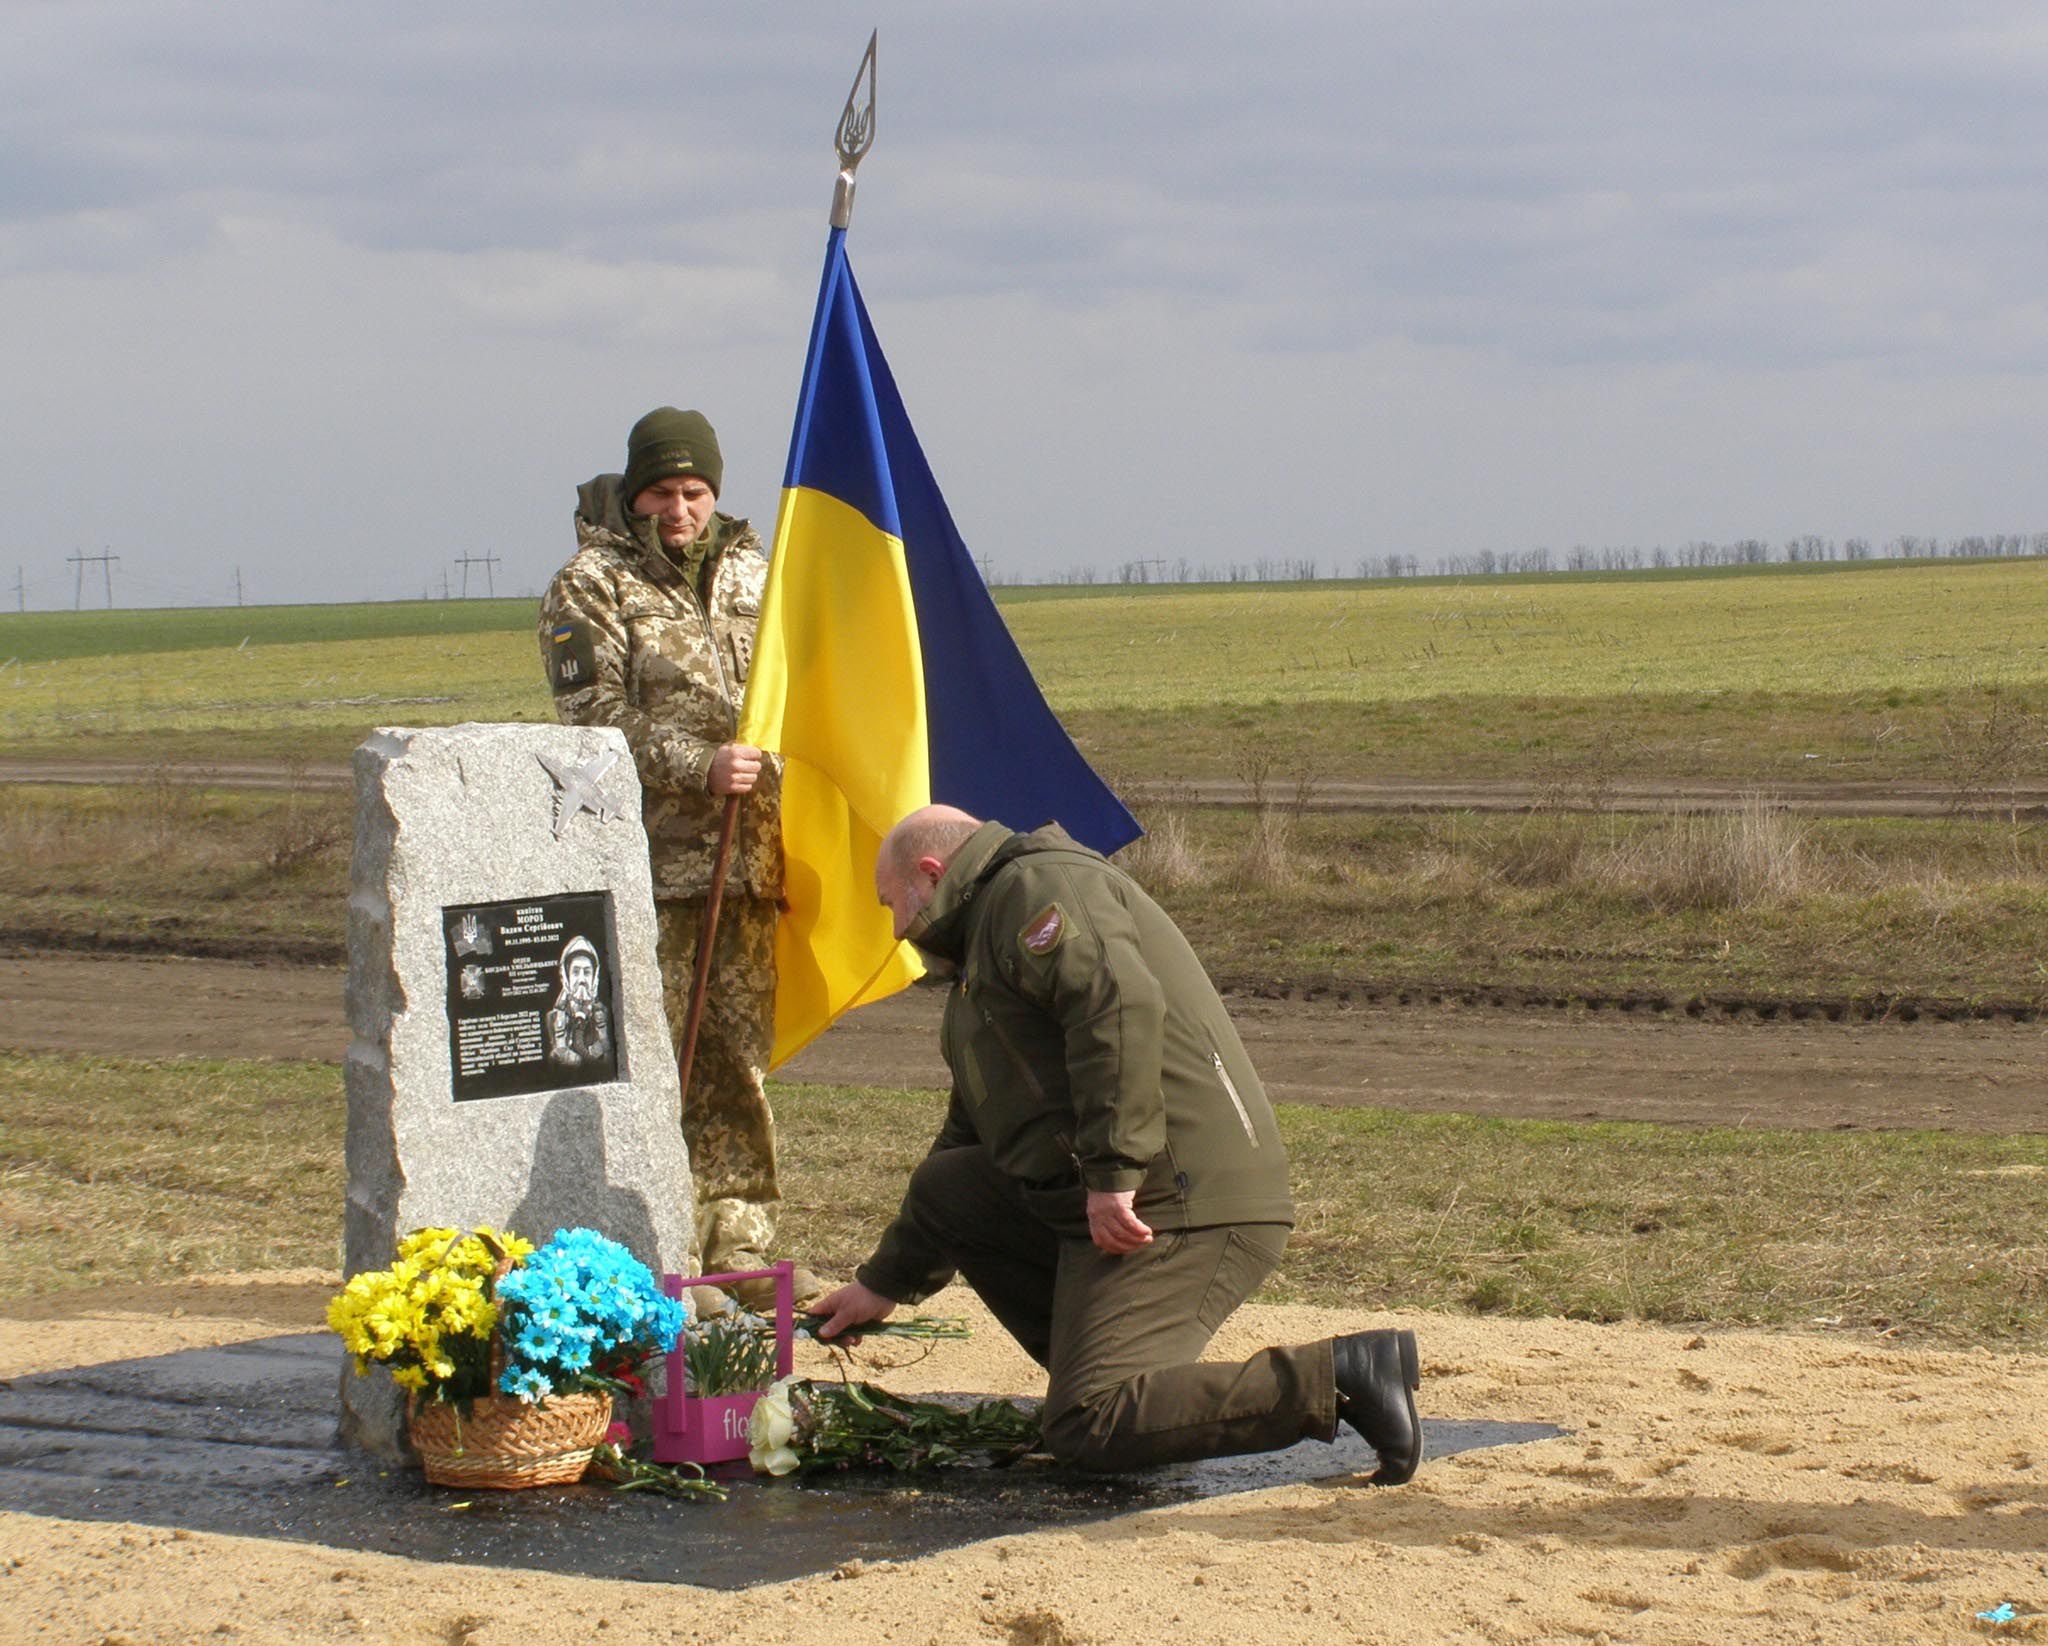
444, 892, 620, 1102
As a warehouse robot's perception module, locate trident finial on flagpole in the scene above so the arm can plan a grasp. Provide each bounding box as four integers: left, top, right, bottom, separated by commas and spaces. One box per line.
830, 31, 877, 230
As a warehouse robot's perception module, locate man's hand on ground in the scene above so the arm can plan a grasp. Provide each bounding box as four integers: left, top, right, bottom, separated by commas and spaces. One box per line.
708, 743, 764, 795
1087, 1189, 1154, 1254
809, 1280, 899, 1340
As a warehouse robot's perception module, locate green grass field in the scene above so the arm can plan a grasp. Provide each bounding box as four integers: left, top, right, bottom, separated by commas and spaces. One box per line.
1007, 558, 2048, 710
0, 554, 1979, 659
3, 557, 2045, 783
0, 631, 553, 761
0, 599, 538, 664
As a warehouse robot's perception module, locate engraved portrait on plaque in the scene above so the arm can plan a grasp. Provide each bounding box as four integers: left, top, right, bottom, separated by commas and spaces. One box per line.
544, 936, 612, 1070
442, 892, 620, 1101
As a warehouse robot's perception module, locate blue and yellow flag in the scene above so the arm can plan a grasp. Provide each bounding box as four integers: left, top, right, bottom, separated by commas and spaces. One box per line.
738, 229, 1140, 1066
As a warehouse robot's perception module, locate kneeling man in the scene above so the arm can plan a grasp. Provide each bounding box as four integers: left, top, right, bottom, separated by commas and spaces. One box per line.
811, 806, 1424, 1481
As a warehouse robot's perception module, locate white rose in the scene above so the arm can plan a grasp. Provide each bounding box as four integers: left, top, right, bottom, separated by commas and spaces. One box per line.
753, 1443, 802, 1477
747, 1377, 800, 1473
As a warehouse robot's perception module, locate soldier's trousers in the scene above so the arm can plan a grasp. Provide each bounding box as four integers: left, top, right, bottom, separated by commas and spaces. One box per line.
891, 1146, 1339, 1471
655, 894, 780, 1273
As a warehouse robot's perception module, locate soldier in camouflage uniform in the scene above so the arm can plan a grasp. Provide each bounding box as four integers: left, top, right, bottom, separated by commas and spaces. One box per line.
537, 407, 811, 1304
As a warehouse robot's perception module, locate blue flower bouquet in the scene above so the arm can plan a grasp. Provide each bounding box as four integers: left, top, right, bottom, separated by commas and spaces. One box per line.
494, 1226, 689, 1403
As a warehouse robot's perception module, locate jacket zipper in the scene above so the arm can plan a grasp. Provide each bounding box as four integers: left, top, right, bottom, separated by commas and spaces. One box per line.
980, 1004, 1049, 1106
1053, 1130, 1083, 1176
976, 1001, 1077, 1178
678, 575, 740, 737
1212, 1048, 1259, 1146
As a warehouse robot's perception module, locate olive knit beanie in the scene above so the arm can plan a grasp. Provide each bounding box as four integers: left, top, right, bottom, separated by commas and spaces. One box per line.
621, 407, 723, 503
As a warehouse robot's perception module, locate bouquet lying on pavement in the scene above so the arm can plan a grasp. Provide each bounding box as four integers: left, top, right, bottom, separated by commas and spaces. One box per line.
748, 1376, 1041, 1477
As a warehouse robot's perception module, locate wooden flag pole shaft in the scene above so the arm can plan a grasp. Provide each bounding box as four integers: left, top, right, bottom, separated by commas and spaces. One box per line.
676, 792, 742, 1105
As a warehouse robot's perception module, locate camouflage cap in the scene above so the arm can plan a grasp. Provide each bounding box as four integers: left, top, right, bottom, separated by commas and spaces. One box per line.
623, 407, 723, 504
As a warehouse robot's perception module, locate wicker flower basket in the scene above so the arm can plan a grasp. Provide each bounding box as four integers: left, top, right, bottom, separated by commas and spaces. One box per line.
405, 1242, 615, 1489
409, 1389, 613, 1489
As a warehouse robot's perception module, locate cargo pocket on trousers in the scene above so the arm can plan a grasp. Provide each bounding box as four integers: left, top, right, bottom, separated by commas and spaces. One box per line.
1194, 1227, 1288, 1334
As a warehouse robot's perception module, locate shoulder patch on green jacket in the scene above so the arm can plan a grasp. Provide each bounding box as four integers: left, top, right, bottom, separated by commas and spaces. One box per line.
545, 619, 599, 695
1019, 902, 1067, 955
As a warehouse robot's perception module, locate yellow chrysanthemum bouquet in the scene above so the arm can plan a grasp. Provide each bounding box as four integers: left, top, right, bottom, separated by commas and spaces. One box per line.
326, 1225, 533, 1403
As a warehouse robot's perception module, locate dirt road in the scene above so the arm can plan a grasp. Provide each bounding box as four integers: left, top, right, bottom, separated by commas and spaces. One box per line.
4, 951, 2041, 1132
5, 756, 2047, 817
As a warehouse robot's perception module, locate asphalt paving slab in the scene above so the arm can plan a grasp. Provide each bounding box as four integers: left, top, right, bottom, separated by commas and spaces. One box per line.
0, 1334, 1564, 1588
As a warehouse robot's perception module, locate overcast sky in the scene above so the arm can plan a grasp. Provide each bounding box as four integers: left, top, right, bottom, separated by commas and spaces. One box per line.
5, 1, 2047, 608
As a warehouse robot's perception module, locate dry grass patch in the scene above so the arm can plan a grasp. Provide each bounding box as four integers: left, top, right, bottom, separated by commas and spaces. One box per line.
7, 1054, 2048, 1344
1135, 808, 2048, 1004
0, 779, 348, 951
7, 778, 2046, 1003
1277, 1109, 2048, 1342
1112, 784, 1203, 890
1599, 796, 1816, 910
0, 1054, 343, 1295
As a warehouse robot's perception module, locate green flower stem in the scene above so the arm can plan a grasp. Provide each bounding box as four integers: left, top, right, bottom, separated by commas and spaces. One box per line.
682, 1315, 783, 1397
589, 1444, 730, 1501
795, 1315, 974, 1342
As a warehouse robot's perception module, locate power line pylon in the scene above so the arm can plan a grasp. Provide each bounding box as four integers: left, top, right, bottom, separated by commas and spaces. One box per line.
68, 550, 119, 609
454, 553, 500, 597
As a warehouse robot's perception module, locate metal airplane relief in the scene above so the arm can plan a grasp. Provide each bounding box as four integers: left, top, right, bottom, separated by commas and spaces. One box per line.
536, 748, 624, 839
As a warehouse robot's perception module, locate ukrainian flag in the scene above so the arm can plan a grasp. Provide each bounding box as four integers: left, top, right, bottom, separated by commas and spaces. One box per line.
738, 229, 1140, 1066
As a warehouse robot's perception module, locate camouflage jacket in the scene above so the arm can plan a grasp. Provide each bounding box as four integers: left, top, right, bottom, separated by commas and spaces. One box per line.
537, 474, 783, 900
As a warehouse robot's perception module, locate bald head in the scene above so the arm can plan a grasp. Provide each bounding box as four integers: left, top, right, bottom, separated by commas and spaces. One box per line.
879, 805, 982, 882
875, 805, 983, 940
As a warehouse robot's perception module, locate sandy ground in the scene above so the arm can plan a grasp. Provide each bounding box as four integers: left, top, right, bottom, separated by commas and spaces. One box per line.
6, 952, 2045, 1132
2, 1277, 2044, 1645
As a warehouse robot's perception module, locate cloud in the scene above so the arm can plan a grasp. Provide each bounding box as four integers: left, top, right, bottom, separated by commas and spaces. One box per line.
445, 245, 805, 349
3, 0, 2048, 603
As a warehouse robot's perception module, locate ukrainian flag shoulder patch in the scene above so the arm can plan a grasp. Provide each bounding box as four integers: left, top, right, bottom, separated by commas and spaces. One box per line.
546, 620, 599, 694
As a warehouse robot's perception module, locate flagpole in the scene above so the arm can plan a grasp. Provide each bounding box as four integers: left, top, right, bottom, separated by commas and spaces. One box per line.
674, 794, 739, 1107
675, 31, 879, 1110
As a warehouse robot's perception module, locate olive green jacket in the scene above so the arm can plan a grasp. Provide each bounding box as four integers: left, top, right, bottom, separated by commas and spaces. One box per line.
859, 822, 1292, 1302
537, 474, 783, 900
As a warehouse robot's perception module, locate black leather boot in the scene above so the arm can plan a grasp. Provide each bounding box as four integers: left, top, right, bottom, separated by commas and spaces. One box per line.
1331, 1328, 1422, 1485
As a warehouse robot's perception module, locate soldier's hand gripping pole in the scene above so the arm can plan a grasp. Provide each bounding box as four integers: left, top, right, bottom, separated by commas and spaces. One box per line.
675, 792, 741, 1107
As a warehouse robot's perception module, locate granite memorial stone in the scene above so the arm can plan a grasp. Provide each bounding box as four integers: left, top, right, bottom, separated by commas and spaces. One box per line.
341, 723, 694, 1457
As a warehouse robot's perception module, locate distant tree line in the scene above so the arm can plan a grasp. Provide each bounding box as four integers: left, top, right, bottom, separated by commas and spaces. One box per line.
1039, 556, 1333, 586
1005, 532, 2048, 587
1435, 532, 2048, 577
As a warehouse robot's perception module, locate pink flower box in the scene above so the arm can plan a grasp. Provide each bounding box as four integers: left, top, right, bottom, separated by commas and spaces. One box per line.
661, 1393, 762, 1465
651, 1262, 796, 1467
